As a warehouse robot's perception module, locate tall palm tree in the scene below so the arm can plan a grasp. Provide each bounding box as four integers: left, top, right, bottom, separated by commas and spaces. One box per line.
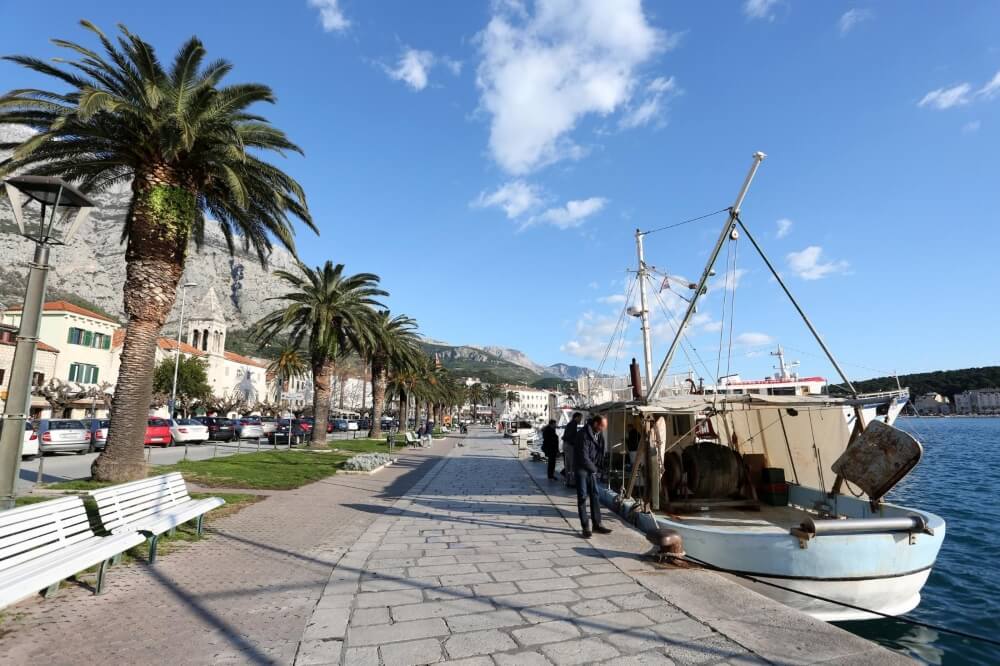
364, 311, 420, 438
483, 383, 500, 419
0, 23, 313, 481
467, 383, 483, 421
256, 262, 385, 449
267, 346, 308, 406
506, 390, 520, 415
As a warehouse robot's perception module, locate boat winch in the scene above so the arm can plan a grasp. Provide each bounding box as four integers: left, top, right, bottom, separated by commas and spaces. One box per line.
791, 514, 933, 549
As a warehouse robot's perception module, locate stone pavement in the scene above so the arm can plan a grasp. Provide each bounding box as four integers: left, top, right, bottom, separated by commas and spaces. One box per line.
0, 438, 458, 666
297, 429, 906, 665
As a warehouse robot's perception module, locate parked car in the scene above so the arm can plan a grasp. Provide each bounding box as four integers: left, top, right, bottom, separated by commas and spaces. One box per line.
358, 418, 371, 430
298, 418, 314, 434
259, 416, 277, 435
22, 421, 38, 458
234, 417, 264, 440
194, 416, 236, 441
331, 418, 349, 432
347, 420, 359, 432
144, 418, 172, 447
36, 418, 90, 454
269, 418, 309, 445
170, 418, 209, 444
82, 418, 110, 452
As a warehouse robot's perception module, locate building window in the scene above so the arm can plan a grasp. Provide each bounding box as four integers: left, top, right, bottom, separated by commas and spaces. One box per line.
67, 327, 112, 349
31, 372, 45, 388
69, 362, 99, 384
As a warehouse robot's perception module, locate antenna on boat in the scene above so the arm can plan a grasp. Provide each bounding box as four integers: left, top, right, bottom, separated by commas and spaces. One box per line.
647, 152, 767, 400
634, 229, 654, 397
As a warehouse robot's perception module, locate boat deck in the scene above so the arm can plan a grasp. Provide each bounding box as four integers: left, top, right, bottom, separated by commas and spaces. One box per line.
659, 503, 814, 534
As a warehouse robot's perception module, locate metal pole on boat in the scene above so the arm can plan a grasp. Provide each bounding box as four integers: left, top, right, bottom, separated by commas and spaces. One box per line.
634, 229, 655, 396
734, 219, 858, 396
648, 152, 767, 399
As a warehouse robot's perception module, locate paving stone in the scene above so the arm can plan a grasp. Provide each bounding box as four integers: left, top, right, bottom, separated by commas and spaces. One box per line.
540, 637, 619, 665
425, 585, 473, 601
610, 593, 664, 610
392, 598, 495, 621
578, 583, 647, 599
569, 598, 619, 616
554, 566, 589, 577
516, 576, 579, 593
650, 618, 716, 642
661, 633, 753, 664
409, 563, 479, 577
348, 618, 450, 646
439, 658, 494, 666
491, 567, 556, 583
447, 609, 525, 633
575, 572, 634, 587
439, 572, 494, 586
343, 646, 379, 665
519, 604, 577, 624
351, 607, 390, 626
443, 629, 517, 659
493, 651, 554, 666
578, 610, 655, 635
355, 589, 425, 608
598, 650, 675, 665
379, 637, 443, 666
512, 619, 581, 646
302, 607, 350, 640
472, 581, 518, 596
490, 590, 580, 609
296, 639, 344, 665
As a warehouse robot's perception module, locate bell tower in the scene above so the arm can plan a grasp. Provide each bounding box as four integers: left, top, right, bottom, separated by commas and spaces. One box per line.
187, 287, 227, 356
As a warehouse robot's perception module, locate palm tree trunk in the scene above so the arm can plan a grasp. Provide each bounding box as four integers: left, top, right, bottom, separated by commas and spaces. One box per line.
369, 358, 385, 438
93, 174, 189, 482
398, 388, 409, 434
310, 357, 334, 449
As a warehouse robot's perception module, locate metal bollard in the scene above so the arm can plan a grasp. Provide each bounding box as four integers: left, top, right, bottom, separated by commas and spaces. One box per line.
36, 453, 45, 487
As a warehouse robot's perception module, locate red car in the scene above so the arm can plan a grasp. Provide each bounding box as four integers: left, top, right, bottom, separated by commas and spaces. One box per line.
144, 418, 172, 447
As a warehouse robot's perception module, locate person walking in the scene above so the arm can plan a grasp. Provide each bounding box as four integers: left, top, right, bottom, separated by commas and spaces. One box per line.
541, 419, 560, 480
561, 412, 582, 487
574, 415, 612, 538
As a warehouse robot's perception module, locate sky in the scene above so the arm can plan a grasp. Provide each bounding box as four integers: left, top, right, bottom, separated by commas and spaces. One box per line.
1, 0, 998, 385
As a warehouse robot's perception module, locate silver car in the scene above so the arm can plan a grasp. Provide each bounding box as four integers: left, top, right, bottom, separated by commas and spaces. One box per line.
36, 418, 90, 454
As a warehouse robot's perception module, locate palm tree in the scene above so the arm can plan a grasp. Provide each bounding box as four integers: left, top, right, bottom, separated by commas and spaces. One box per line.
255, 262, 385, 449
0, 23, 313, 481
364, 311, 420, 438
506, 390, 520, 415
483, 383, 500, 419
267, 346, 308, 406
467, 383, 483, 421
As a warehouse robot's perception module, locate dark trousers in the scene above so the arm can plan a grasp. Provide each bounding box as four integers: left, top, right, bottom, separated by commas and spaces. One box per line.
546, 454, 558, 479
575, 469, 602, 531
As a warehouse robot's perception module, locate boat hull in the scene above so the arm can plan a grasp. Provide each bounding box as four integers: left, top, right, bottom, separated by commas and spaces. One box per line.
599, 485, 945, 622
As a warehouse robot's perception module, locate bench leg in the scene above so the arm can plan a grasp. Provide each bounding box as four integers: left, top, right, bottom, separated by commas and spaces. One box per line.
148, 534, 159, 564
168, 526, 177, 537
112, 552, 123, 566
196, 514, 205, 537
95, 559, 111, 595
43, 581, 60, 599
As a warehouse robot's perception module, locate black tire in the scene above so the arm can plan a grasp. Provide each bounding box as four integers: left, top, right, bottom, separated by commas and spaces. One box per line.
76, 448, 87, 455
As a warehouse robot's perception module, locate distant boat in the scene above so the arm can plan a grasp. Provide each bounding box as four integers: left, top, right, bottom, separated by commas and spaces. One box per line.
595, 152, 945, 622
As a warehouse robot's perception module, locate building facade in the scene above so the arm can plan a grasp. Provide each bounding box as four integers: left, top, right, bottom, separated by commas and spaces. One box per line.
914, 392, 951, 416
0, 324, 60, 418
953, 388, 1000, 415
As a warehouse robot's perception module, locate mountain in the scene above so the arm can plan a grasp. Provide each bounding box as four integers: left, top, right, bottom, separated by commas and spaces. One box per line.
840, 366, 1000, 400
0, 126, 303, 329
474, 346, 551, 376
546, 363, 597, 380
420, 341, 542, 384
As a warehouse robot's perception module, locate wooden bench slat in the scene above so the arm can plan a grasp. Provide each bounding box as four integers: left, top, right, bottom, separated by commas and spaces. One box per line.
0, 505, 89, 540
90, 473, 185, 500
0, 513, 92, 557
90, 473, 222, 541
0, 530, 96, 571
92, 477, 187, 507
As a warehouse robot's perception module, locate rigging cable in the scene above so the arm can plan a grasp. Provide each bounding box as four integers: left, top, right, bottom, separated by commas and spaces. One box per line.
648, 276, 715, 388
641, 207, 731, 236
675, 554, 1000, 649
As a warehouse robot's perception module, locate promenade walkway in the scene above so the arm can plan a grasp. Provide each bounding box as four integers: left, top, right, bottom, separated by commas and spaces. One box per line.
0, 429, 906, 665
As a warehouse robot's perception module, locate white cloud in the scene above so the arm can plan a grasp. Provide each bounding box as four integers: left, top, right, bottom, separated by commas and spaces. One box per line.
838, 8, 872, 35
472, 180, 544, 219
743, 0, 779, 21
734, 332, 773, 346
537, 197, 608, 229
476, 0, 664, 174
962, 120, 981, 134
619, 76, 680, 130
308, 0, 350, 32
561, 311, 623, 361
385, 48, 462, 91
598, 294, 627, 304
786, 245, 849, 280
979, 70, 1000, 99
776, 218, 792, 238
918, 83, 972, 110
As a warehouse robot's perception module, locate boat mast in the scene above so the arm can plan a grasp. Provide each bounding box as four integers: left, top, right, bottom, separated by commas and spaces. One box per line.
648, 152, 767, 399
634, 229, 654, 397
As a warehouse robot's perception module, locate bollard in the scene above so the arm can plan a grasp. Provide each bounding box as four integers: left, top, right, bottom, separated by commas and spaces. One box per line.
183, 441, 189, 461
256, 437, 261, 452
36, 452, 45, 486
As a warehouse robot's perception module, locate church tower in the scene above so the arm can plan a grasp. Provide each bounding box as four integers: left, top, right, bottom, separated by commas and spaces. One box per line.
187, 287, 227, 356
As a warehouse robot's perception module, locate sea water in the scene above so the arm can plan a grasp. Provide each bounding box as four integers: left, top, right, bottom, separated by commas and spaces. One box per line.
837, 417, 1000, 665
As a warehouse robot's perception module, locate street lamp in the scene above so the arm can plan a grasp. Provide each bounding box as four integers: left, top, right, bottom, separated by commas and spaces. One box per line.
169, 282, 198, 419
0, 176, 95, 510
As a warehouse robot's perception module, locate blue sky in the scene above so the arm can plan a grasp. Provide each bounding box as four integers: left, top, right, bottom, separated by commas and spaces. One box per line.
2, 0, 998, 383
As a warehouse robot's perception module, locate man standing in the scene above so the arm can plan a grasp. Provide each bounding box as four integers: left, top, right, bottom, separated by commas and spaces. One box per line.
561, 412, 582, 487
541, 419, 560, 480
574, 415, 612, 538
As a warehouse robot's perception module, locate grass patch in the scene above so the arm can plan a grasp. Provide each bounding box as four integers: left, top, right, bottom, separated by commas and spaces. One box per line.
14, 495, 61, 506
328, 437, 396, 455
40, 478, 115, 491
156, 450, 349, 490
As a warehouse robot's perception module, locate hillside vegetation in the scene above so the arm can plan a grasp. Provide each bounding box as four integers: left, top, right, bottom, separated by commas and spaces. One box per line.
830, 366, 1000, 399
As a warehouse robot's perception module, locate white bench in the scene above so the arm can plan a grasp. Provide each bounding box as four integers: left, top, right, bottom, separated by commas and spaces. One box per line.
0, 496, 144, 608
404, 432, 421, 448
90, 473, 224, 563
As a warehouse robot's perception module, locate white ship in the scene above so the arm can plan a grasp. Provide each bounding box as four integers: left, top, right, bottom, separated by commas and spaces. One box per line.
595, 152, 945, 622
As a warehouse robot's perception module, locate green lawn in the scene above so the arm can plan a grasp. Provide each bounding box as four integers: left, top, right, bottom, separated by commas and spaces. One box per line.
40, 478, 114, 491
157, 450, 349, 490
328, 437, 396, 455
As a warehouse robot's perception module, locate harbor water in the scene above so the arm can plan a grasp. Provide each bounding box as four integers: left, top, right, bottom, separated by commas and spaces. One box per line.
837, 417, 1000, 665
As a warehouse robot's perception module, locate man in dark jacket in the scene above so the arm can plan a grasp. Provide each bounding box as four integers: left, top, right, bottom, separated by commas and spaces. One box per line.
541, 419, 560, 480
561, 412, 582, 487
573, 415, 612, 538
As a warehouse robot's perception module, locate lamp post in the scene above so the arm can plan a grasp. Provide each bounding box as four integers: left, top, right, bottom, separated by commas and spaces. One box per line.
0, 176, 94, 510
169, 282, 197, 419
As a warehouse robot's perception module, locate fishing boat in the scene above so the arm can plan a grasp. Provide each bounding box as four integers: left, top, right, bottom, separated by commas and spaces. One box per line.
594, 152, 946, 622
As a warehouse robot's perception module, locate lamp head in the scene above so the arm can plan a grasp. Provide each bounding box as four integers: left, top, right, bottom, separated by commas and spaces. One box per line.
3, 176, 96, 245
